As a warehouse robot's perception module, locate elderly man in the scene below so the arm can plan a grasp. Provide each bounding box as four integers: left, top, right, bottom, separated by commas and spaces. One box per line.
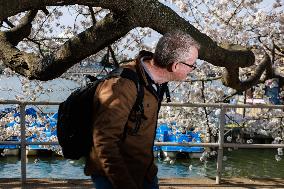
84, 30, 200, 189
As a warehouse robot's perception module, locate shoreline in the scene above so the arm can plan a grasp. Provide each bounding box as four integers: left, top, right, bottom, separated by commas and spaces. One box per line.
0, 178, 284, 189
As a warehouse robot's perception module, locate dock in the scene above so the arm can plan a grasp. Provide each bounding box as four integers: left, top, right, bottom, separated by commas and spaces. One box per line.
0, 178, 284, 189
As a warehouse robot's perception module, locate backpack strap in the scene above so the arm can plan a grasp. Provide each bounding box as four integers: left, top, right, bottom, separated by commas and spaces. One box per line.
160, 82, 171, 103
107, 67, 145, 135
107, 68, 144, 107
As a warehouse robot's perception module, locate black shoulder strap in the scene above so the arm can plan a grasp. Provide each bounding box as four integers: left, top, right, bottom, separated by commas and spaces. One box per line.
106, 67, 145, 135
107, 67, 144, 110
159, 82, 171, 103
120, 68, 144, 115
107, 67, 139, 87
106, 68, 144, 108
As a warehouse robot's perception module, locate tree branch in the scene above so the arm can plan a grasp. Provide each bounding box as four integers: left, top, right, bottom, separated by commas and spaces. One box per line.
184, 76, 222, 83
135, 0, 255, 68
0, 32, 39, 77
219, 91, 239, 103
1, 0, 256, 69
0, 0, 257, 68
108, 46, 119, 68
0, 0, 261, 88
27, 37, 44, 57
4, 10, 38, 46
225, 0, 244, 25
41, 7, 49, 15
0, 0, 128, 21
222, 53, 271, 91
201, 81, 210, 129
274, 43, 284, 54
0, 12, 134, 80
88, 6, 96, 25
3, 18, 15, 28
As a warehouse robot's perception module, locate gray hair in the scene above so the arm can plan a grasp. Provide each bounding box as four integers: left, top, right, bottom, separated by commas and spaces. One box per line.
153, 31, 200, 67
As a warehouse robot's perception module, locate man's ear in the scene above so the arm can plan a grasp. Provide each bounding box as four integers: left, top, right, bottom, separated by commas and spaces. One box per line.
168, 62, 179, 72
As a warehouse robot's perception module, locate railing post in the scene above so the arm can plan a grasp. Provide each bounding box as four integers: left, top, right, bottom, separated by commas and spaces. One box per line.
216, 106, 225, 184
20, 103, 27, 184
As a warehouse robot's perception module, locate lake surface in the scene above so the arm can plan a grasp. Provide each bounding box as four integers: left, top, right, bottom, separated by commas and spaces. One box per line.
0, 149, 284, 179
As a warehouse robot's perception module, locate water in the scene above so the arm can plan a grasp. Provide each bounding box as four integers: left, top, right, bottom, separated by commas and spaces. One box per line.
1, 149, 284, 179
221, 149, 284, 178
0, 75, 78, 102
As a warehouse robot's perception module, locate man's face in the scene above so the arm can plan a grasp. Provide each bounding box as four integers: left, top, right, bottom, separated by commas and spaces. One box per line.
172, 47, 198, 81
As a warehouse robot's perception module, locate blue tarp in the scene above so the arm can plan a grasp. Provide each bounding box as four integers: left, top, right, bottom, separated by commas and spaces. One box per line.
0, 107, 57, 150
154, 123, 204, 153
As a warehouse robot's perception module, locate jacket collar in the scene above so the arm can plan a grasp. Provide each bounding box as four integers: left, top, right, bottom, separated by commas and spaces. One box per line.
135, 51, 161, 100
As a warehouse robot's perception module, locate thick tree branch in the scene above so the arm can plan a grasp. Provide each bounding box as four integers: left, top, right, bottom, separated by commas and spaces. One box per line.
0, 0, 67, 20
0, 32, 39, 76
1, 0, 256, 68
0, 12, 134, 80
0, 0, 262, 89
132, 0, 255, 68
0, 0, 128, 21
4, 10, 38, 46
222, 54, 271, 91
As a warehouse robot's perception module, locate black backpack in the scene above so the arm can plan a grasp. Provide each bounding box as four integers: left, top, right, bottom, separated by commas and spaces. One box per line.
56, 67, 144, 160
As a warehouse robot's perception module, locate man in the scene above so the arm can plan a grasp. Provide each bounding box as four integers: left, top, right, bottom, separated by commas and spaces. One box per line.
84, 30, 200, 189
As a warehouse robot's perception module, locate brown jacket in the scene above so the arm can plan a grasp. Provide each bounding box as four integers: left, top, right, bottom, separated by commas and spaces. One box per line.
84, 57, 162, 189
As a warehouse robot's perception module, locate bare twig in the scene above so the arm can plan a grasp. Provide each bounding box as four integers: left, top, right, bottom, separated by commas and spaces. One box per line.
274, 43, 284, 55
108, 46, 119, 68
32, 7, 57, 38
225, 0, 245, 25
3, 18, 15, 28
201, 81, 211, 130
184, 76, 222, 83
88, 6, 96, 25
218, 91, 239, 103
27, 37, 44, 57
258, 36, 284, 57
41, 7, 49, 15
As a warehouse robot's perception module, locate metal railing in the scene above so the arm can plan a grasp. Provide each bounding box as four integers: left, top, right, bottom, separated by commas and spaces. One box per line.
1, 100, 284, 185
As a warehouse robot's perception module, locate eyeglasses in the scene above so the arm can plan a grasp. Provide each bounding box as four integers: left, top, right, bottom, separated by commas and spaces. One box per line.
179, 62, 197, 70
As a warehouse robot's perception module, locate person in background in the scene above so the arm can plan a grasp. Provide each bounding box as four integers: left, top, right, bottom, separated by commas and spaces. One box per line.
84, 30, 200, 189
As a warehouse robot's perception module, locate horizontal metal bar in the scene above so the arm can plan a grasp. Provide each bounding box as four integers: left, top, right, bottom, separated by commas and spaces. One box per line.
0, 100, 60, 105
1, 141, 284, 148
26, 142, 58, 145
155, 142, 284, 148
223, 143, 284, 148
0, 141, 20, 145
1, 141, 215, 147
1, 100, 284, 109
161, 102, 284, 109
0, 141, 59, 145
154, 142, 219, 147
